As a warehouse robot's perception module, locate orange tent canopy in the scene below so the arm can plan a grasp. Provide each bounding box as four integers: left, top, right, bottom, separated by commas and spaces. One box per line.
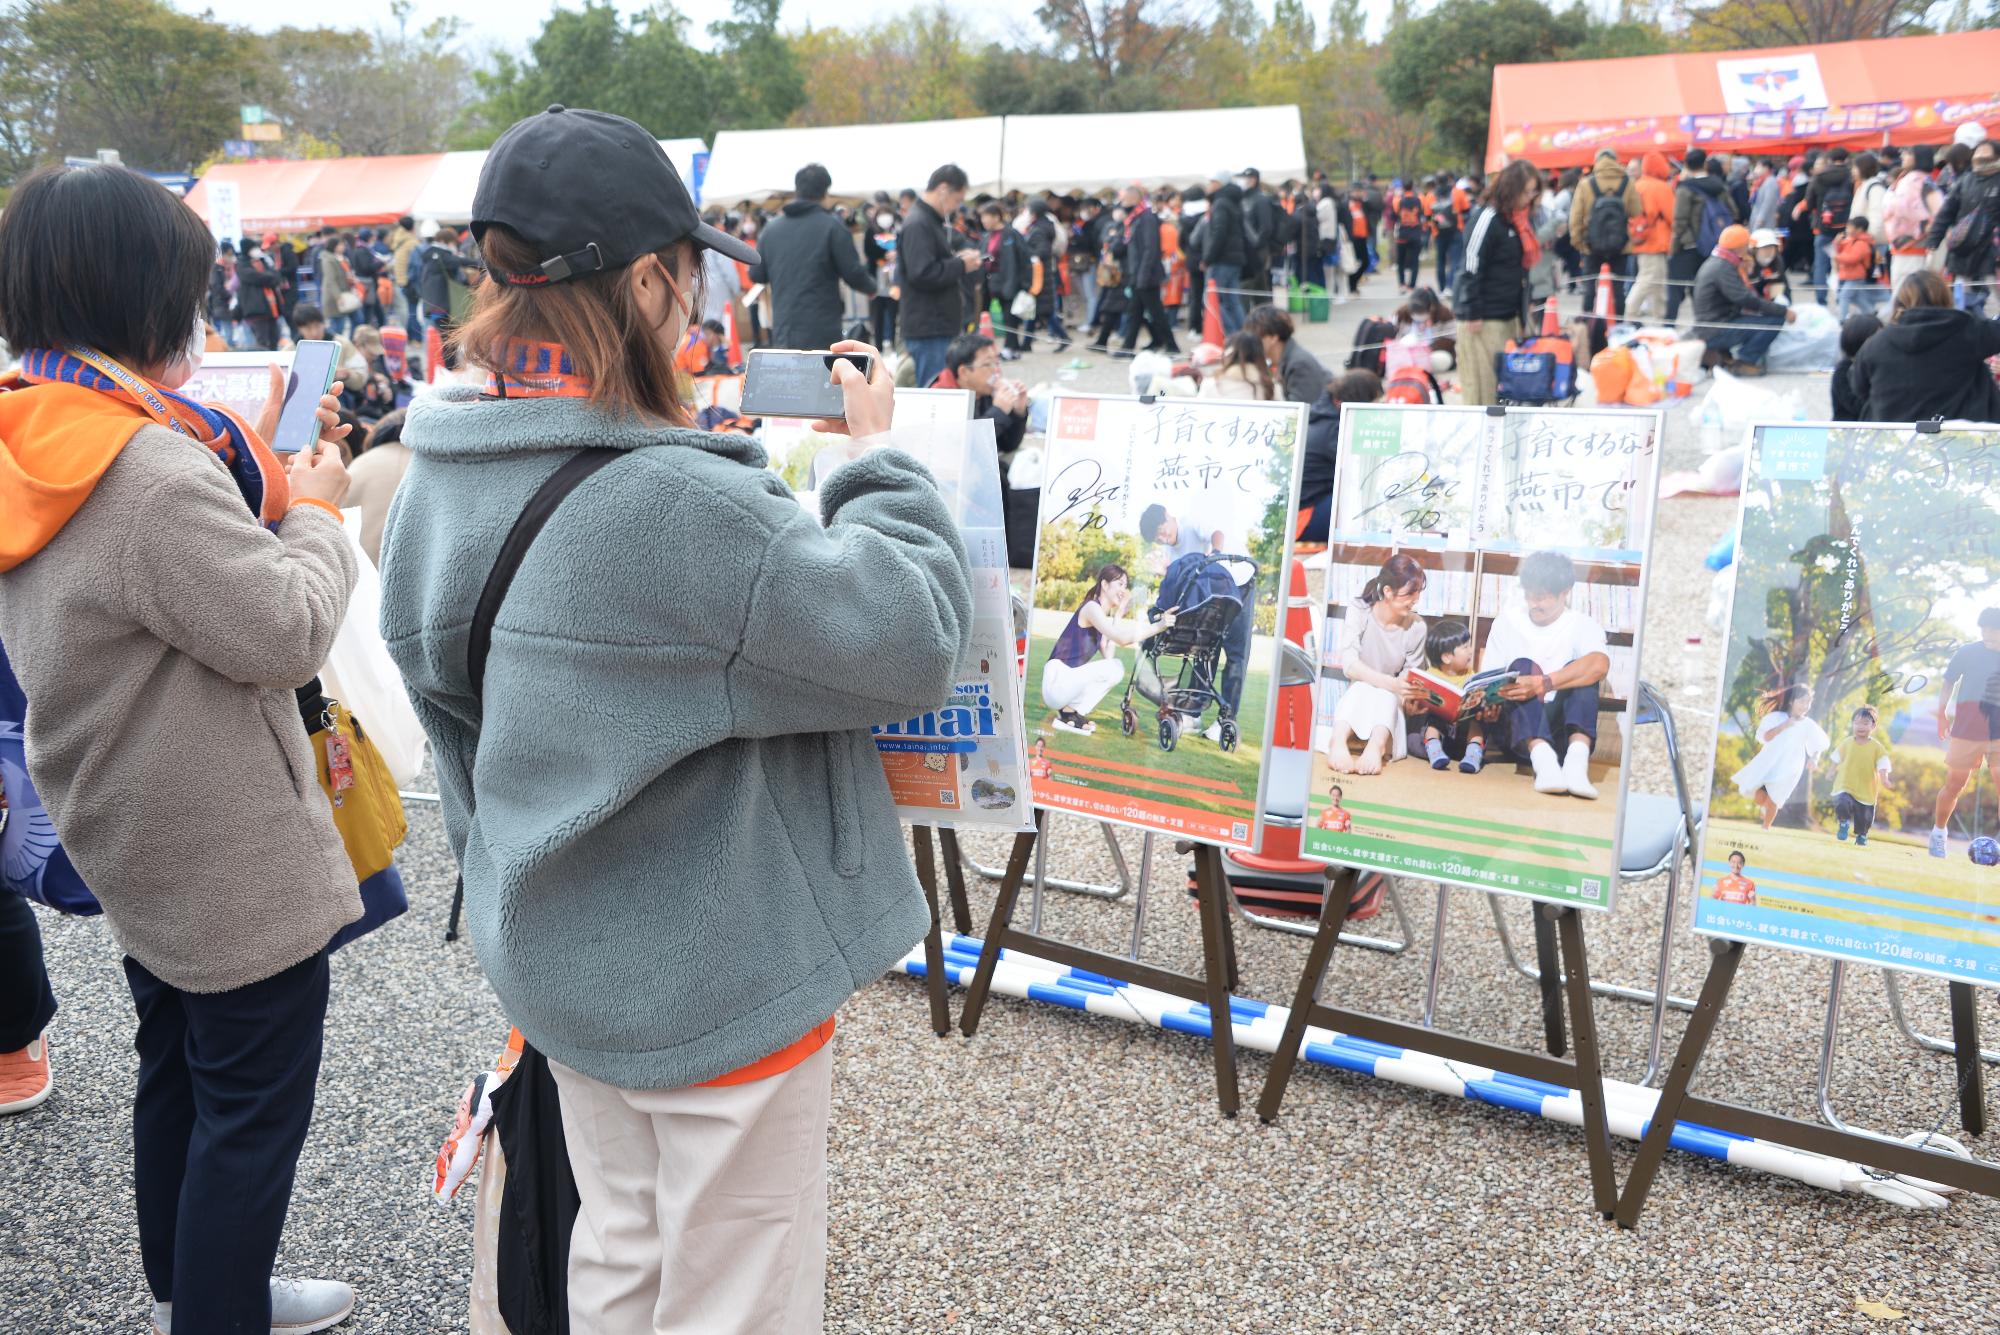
186, 154, 445, 233
1488, 31, 2000, 171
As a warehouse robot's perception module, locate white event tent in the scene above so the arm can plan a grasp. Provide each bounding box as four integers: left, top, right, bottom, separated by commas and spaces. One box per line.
698, 118, 1004, 208
999, 106, 1306, 194
407, 139, 710, 223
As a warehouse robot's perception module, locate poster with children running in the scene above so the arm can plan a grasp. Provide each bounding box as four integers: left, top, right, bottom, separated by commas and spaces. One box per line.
1025, 393, 1306, 850
1301, 403, 1663, 909
1695, 424, 2000, 987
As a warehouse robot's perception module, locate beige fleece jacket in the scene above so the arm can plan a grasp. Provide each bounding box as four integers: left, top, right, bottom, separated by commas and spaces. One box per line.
0, 425, 362, 991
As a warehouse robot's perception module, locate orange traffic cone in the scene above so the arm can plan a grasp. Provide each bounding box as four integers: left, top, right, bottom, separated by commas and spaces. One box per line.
1230, 558, 1319, 875
1595, 262, 1615, 329
1541, 291, 1562, 337
725, 304, 744, 368
424, 324, 444, 383
1203, 277, 1225, 348
978, 308, 995, 340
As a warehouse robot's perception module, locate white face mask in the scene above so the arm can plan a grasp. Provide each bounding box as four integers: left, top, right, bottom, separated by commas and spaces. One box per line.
158, 310, 206, 389
876, 212, 894, 229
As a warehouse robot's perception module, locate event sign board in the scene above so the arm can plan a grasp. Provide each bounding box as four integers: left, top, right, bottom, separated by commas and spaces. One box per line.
1022, 393, 1305, 850
1696, 424, 2000, 986
1300, 404, 1663, 909
206, 179, 243, 249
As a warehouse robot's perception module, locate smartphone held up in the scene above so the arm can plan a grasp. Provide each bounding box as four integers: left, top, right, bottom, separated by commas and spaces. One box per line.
739, 349, 873, 421
271, 339, 341, 454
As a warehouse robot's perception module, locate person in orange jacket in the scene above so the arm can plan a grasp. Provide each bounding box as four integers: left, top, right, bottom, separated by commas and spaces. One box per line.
1627, 152, 1676, 322
1832, 215, 1881, 321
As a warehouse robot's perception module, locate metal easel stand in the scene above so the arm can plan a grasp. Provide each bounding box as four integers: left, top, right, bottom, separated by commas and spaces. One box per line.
958, 812, 1244, 1116
1258, 872, 1624, 1219
1616, 941, 2000, 1230
957, 813, 1134, 901
1819, 961, 1988, 1142
1882, 971, 2000, 1066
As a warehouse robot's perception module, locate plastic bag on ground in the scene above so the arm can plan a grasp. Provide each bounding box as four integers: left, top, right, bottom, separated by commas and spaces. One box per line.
1764, 302, 1841, 373
1691, 368, 1807, 455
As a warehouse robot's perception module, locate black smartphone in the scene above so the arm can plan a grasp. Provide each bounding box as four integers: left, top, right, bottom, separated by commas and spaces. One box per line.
272, 340, 340, 453
740, 349, 872, 420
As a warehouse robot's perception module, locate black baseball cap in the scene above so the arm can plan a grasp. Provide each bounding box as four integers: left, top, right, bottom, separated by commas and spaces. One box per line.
472, 105, 756, 288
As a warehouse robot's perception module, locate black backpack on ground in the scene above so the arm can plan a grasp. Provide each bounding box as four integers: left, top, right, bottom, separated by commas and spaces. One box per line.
1585, 179, 1630, 256
1345, 317, 1397, 376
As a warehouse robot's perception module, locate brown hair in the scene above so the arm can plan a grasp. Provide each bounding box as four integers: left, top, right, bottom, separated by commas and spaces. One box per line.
1482, 159, 1541, 216
452, 223, 697, 424
1218, 331, 1275, 398
1889, 269, 1950, 324
1243, 304, 1295, 343
1360, 553, 1426, 606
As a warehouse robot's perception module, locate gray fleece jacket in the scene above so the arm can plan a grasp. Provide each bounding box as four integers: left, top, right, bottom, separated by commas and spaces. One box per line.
0, 426, 361, 992
378, 384, 973, 1090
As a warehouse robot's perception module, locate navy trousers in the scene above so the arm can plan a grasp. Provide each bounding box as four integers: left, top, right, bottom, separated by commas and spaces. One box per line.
0, 893, 56, 1052
1496, 656, 1600, 758
125, 949, 329, 1334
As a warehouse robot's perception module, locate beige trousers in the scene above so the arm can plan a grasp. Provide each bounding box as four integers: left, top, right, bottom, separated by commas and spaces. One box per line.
550, 1043, 833, 1335
1626, 252, 1668, 323
1456, 316, 1523, 407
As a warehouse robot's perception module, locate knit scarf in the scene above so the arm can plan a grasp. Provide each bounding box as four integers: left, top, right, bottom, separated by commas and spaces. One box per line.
484, 340, 592, 400
13, 348, 288, 528
1511, 209, 1542, 269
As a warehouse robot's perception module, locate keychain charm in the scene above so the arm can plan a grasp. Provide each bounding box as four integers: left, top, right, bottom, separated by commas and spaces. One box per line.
323, 706, 355, 805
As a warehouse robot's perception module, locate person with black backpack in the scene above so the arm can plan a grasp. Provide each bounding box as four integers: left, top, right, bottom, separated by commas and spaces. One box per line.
1669, 147, 1739, 322
1391, 187, 1428, 292
1927, 137, 2000, 317
1569, 149, 1641, 329
1798, 144, 1854, 306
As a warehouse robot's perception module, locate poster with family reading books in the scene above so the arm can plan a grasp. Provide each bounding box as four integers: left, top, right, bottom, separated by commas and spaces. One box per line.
1024, 393, 1306, 850
1695, 424, 2000, 987
1301, 403, 1663, 909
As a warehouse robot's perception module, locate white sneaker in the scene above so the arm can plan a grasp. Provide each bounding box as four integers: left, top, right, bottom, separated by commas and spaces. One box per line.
1530, 743, 1568, 794
153, 1279, 355, 1334
1203, 723, 1223, 743
1930, 828, 1949, 859
1562, 741, 1599, 800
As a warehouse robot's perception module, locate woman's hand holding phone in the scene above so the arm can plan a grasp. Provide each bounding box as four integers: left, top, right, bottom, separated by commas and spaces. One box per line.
255, 364, 352, 507
254, 363, 352, 460
813, 339, 894, 439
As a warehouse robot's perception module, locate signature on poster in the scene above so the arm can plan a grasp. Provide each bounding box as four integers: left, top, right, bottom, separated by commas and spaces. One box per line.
1352, 451, 1462, 531
1050, 458, 1120, 531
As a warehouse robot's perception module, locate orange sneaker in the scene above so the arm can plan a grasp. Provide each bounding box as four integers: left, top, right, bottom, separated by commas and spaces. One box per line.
0, 1033, 51, 1115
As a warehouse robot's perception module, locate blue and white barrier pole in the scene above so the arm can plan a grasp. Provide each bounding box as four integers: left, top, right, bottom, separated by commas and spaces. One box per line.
903, 938, 1966, 1209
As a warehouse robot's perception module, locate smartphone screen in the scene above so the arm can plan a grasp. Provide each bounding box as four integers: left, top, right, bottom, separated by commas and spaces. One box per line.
272, 340, 340, 453
740, 350, 870, 420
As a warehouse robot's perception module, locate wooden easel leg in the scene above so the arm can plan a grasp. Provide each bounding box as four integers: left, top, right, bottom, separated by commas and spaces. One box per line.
1256, 869, 1358, 1124
1615, 937, 1746, 1229
957, 818, 1041, 1039
1552, 906, 1618, 1219
938, 827, 974, 936
1949, 981, 1987, 1137
911, 826, 952, 1038
1534, 906, 1568, 1058
1192, 844, 1242, 1118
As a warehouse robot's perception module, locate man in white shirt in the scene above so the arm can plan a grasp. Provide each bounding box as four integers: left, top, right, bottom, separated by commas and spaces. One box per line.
1480, 550, 1610, 798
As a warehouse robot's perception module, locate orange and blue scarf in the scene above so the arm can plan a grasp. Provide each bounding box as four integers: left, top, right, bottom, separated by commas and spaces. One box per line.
13, 348, 288, 529
484, 340, 592, 400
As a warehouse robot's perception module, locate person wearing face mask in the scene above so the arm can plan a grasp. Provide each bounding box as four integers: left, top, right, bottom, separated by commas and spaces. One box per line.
377, 107, 973, 1334
0, 162, 361, 1334
1927, 138, 2000, 317
863, 197, 902, 351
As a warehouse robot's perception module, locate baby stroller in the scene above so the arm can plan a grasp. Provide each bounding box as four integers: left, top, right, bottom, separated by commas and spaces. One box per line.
1119, 551, 1258, 753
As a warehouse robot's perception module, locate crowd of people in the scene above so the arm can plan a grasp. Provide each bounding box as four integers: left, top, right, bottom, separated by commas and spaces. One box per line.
5, 97, 2000, 1335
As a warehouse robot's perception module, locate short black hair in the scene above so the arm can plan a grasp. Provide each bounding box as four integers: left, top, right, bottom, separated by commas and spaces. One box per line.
1329, 784, 1343, 800
1851, 705, 1878, 722
1840, 312, 1881, 357
945, 332, 995, 374
0, 164, 212, 370
795, 163, 832, 200
292, 304, 326, 329
1846, 215, 1869, 231
977, 199, 1005, 220
1139, 503, 1171, 543
1826, 145, 1850, 163
1685, 147, 1708, 171
398, 214, 415, 230
928, 163, 969, 192
1518, 550, 1577, 596
700, 318, 726, 337
1243, 304, 1294, 342
1426, 619, 1472, 670
1728, 850, 1745, 866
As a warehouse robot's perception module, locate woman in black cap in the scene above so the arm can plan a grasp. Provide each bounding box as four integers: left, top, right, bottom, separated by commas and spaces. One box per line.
378, 107, 973, 1332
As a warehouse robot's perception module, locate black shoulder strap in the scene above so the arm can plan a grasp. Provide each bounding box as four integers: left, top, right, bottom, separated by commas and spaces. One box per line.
467, 448, 622, 701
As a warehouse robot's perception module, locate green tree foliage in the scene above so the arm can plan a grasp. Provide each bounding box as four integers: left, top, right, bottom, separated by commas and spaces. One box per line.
1684, 0, 1934, 49
1, 0, 254, 175
710, 0, 806, 129
1379, 0, 1587, 164
460, 3, 718, 146
263, 4, 474, 156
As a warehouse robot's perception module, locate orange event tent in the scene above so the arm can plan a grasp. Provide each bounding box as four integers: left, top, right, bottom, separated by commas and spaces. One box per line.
185, 154, 446, 233
1487, 31, 2000, 171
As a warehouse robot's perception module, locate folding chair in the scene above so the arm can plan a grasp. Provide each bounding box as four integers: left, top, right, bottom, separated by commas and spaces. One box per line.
1484, 680, 1704, 1086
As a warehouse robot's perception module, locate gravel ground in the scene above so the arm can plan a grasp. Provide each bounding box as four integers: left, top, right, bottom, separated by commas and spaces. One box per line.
5, 271, 1997, 1334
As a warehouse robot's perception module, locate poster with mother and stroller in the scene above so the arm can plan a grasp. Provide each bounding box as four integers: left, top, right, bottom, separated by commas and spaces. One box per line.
1025, 394, 1306, 849
1696, 424, 2000, 987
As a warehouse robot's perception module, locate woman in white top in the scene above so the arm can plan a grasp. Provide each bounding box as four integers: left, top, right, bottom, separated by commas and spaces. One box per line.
1199, 331, 1276, 401
1328, 554, 1429, 774
1041, 562, 1179, 734
1732, 683, 1829, 828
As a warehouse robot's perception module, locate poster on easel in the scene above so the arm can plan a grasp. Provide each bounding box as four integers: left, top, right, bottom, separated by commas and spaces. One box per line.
1300, 403, 1663, 909
1022, 393, 1305, 850
782, 411, 1033, 832
1695, 423, 2000, 986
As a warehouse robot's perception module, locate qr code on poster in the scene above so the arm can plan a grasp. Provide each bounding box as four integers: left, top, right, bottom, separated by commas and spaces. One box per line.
1231, 821, 1250, 841
1580, 877, 1604, 902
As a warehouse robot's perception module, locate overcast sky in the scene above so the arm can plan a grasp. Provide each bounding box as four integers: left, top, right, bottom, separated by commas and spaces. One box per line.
174, 0, 1345, 53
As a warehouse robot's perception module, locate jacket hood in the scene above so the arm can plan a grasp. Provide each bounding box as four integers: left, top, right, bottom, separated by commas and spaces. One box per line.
781, 199, 824, 218
1213, 182, 1244, 203
1591, 151, 1627, 187
1881, 305, 1981, 354
1642, 152, 1671, 181
1308, 389, 1338, 428
1686, 174, 1727, 198
1814, 165, 1850, 190
0, 380, 152, 572
404, 381, 769, 470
